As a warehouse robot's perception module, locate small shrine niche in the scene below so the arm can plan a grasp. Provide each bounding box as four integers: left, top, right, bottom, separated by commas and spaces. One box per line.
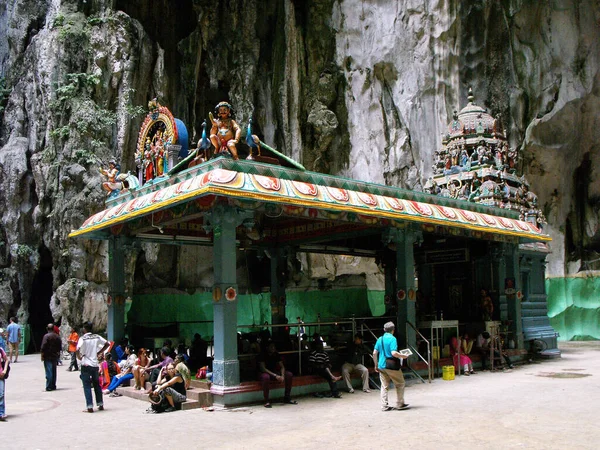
135, 99, 189, 185
424, 88, 546, 228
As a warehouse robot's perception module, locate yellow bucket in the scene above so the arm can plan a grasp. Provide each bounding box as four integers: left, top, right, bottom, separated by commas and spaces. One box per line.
442, 365, 455, 380
432, 346, 440, 360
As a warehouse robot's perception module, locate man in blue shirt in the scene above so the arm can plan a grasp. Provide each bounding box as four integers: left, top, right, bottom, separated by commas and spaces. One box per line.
373, 321, 409, 411
6, 317, 21, 363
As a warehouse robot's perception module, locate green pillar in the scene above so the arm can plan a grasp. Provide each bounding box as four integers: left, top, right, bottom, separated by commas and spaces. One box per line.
504, 243, 524, 349
107, 236, 126, 342
384, 228, 420, 349
270, 248, 287, 339
382, 249, 397, 316
209, 204, 253, 387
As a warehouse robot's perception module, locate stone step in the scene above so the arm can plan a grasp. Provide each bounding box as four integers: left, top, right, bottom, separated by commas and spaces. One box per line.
115, 385, 212, 409
189, 378, 211, 390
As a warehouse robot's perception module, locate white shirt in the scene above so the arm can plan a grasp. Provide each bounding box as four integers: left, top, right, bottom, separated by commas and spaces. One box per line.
76, 332, 108, 367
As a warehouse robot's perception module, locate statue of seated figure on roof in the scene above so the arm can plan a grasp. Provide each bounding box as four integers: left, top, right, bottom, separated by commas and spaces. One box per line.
209, 101, 241, 160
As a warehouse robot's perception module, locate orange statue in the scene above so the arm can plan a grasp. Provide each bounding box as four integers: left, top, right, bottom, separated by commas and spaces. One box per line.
209, 101, 241, 160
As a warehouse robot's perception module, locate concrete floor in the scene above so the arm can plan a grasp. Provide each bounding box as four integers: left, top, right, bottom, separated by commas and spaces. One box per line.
1, 341, 598, 449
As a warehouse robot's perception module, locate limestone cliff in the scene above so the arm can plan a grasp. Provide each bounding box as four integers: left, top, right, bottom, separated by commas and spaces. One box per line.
0, 0, 598, 335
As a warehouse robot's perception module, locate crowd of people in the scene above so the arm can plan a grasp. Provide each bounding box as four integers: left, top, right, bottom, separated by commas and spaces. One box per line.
0, 316, 521, 420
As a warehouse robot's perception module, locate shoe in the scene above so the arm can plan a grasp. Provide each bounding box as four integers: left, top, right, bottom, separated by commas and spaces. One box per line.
45, 388, 53, 391
0, 416, 6, 421
164, 406, 176, 413
463, 372, 470, 376
382, 406, 393, 411
332, 393, 342, 399
470, 371, 476, 374
102, 389, 109, 395
264, 402, 272, 408
313, 393, 324, 398
98, 405, 104, 411
83, 408, 94, 413
348, 388, 355, 394
394, 404, 410, 410
363, 389, 371, 393
145, 407, 158, 414
283, 398, 298, 405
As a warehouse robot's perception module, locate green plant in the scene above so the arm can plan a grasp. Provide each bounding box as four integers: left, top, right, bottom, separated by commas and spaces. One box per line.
50, 125, 70, 139
16, 244, 34, 258
125, 104, 146, 118
74, 148, 99, 166
87, 16, 105, 26
52, 14, 65, 28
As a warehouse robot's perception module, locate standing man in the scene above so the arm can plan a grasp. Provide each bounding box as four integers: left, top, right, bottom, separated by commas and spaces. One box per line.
67, 326, 79, 372
53, 323, 63, 365
0, 345, 9, 421
76, 321, 109, 413
40, 324, 62, 391
373, 321, 409, 411
342, 333, 371, 393
6, 317, 20, 363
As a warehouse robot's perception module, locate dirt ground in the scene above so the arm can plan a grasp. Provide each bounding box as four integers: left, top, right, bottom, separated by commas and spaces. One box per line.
1, 341, 598, 449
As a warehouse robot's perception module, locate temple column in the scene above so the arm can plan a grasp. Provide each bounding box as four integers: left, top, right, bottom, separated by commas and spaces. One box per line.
208, 204, 253, 387
270, 248, 287, 341
107, 236, 126, 342
384, 228, 420, 349
503, 243, 524, 349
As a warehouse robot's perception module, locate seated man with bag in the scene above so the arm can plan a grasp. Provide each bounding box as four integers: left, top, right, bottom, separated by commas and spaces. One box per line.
373, 321, 409, 411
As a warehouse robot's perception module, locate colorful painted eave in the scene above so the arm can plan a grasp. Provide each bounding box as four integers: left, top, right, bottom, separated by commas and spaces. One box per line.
69, 168, 550, 242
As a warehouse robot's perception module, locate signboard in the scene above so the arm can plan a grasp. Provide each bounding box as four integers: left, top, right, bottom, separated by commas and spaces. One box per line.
423, 248, 469, 265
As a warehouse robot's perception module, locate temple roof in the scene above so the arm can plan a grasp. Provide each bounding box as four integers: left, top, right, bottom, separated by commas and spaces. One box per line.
69, 157, 550, 244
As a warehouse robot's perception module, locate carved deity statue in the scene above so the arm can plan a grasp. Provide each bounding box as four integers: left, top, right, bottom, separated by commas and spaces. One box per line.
99, 159, 122, 197
209, 101, 241, 160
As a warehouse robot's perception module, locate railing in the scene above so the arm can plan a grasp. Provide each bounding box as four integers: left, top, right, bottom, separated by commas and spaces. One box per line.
406, 321, 432, 383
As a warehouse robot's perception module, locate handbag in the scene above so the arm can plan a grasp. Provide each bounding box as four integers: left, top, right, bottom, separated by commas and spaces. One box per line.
0, 351, 9, 379
385, 357, 400, 371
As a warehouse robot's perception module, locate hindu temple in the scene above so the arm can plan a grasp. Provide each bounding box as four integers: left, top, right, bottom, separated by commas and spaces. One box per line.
70, 95, 558, 406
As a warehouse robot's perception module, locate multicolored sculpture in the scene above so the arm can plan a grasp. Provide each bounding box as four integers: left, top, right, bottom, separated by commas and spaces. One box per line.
424, 88, 546, 228
209, 101, 241, 160
135, 99, 188, 185
99, 159, 138, 199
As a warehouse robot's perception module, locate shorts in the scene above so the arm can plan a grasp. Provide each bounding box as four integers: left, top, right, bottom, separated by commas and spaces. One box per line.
8, 342, 19, 352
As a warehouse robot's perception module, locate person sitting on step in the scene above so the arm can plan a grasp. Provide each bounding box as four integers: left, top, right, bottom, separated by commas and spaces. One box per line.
257, 342, 298, 408
105, 345, 137, 396
132, 347, 151, 390
309, 339, 342, 398
152, 363, 187, 413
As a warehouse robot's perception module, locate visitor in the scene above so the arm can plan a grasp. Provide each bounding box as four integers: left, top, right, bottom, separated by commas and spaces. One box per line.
309, 339, 341, 399
341, 334, 371, 393
373, 321, 409, 411
76, 321, 109, 413
40, 323, 62, 391
257, 342, 297, 408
